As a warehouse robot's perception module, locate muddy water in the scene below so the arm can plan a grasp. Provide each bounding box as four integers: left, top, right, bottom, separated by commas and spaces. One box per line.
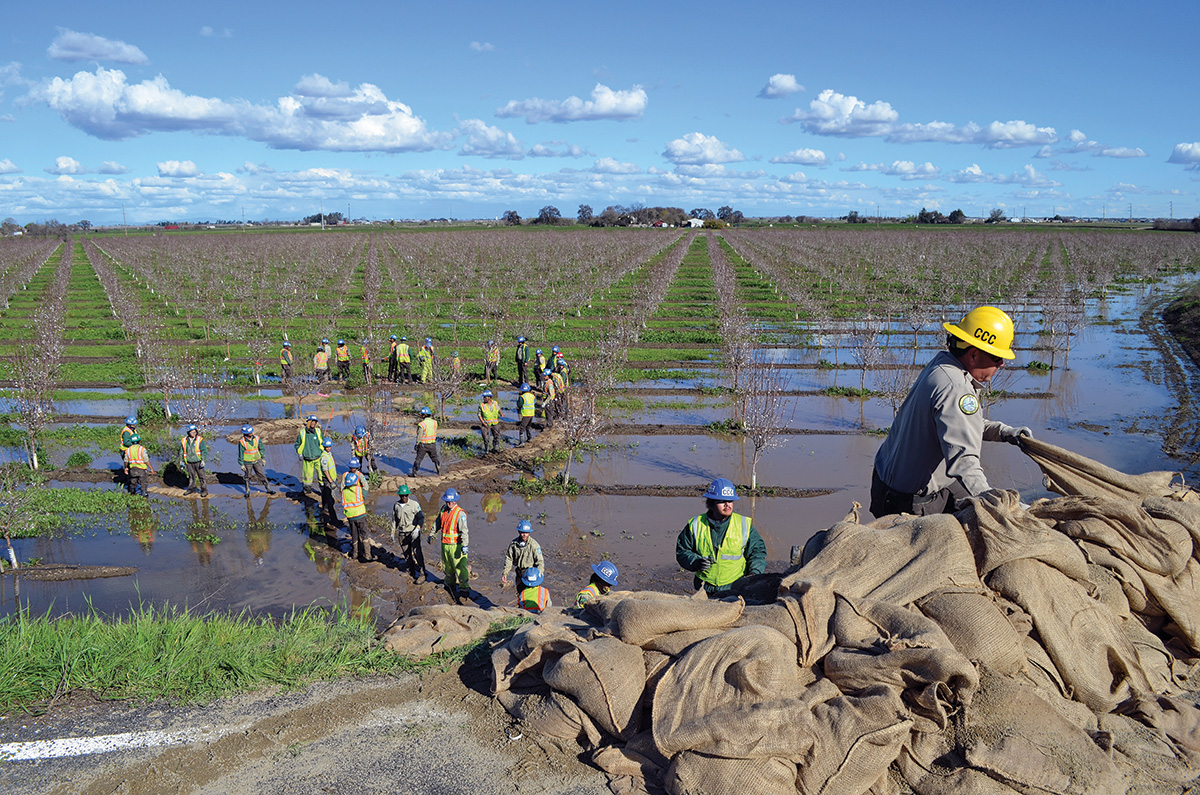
6, 284, 1200, 625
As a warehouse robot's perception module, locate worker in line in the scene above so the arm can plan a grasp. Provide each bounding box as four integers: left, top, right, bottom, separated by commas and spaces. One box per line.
351, 425, 378, 474
676, 477, 766, 599
411, 407, 441, 476
537, 368, 556, 428
279, 341, 293, 381
515, 335, 530, 386
397, 336, 412, 384
391, 484, 426, 583
870, 306, 1033, 519
360, 339, 372, 384
450, 350, 462, 377
477, 389, 503, 454
416, 338, 433, 383
516, 384, 536, 445
575, 561, 619, 609
431, 487, 470, 603
550, 362, 568, 419
123, 433, 155, 496
534, 348, 548, 374
318, 437, 339, 523
295, 414, 325, 497
484, 339, 500, 383
554, 354, 570, 388
313, 342, 329, 384
518, 568, 551, 613
342, 470, 369, 562
386, 335, 400, 383
238, 424, 276, 496
500, 520, 544, 591
180, 424, 209, 497
120, 415, 138, 454
335, 339, 351, 382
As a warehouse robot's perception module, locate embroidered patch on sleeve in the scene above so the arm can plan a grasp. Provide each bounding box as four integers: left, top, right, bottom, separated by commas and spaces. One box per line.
958, 394, 979, 415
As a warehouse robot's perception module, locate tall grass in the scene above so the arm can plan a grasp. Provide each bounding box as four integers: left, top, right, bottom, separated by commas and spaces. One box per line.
0, 602, 413, 713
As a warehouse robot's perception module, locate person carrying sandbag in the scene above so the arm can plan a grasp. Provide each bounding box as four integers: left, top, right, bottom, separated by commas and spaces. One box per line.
870, 305, 1032, 519
676, 477, 766, 598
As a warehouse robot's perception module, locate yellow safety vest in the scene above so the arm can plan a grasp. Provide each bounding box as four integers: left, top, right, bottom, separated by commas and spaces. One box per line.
342, 481, 366, 518
688, 513, 750, 587
240, 435, 263, 462
319, 451, 337, 483
541, 379, 556, 400
551, 372, 565, 392
360, 345, 370, 363
336, 345, 350, 361
418, 417, 437, 444
575, 583, 601, 609
520, 586, 550, 612
280, 348, 293, 366
398, 343, 410, 362
125, 444, 149, 469
120, 426, 136, 452
440, 505, 465, 544
519, 393, 536, 417
352, 434, 369, 456
479, 400, 500, 426
486, 346, 500, 364
314, 350, 328, 369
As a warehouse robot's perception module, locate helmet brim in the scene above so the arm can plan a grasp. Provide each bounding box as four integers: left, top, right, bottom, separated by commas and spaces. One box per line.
943, 322, 1015, 359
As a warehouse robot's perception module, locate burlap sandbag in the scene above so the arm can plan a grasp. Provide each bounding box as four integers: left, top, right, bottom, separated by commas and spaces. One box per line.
652, 626, 813, 760
825, 596, 978, 727
1029, 495, 1191, 577
590, 730, 669, 783
797, 682, 914, 795
380, 604, 497, 657
542, 636, 646, 739
641, 628, 724, 657
1143, 495, 1200, 552
958, 490, 1090, 581
1138, 555, 1200, 654
607, 592, 745, 647
1019, 435, 1180, 501
735, 587, 837, 667
782, 513, 981, 606
492, 620, 595, 696
496, 686, 603, 747
1079, 540, 1155, 614
665, 751, 798, 795
916, 590, 1029, 676
988, 557, 1152, 712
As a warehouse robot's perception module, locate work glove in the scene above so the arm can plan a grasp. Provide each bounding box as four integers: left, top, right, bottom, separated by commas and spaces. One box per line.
1004, 426, 1034, 445
199, 460, 205, 470
696, 557, 713, 573
461, 545, 469, 556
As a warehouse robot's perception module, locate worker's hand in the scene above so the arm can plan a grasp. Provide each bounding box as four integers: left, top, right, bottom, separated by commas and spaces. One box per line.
501, 576, 508, 587
461, 545, 469, 556
1005, 426, 1034, 445
696, 557, 713, 573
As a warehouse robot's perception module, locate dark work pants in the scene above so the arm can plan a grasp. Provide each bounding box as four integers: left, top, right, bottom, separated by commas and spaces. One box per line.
185, 461, 207, 495
869, 469, 958, 519
412, 443, 441, 475
348, 515, 368, 560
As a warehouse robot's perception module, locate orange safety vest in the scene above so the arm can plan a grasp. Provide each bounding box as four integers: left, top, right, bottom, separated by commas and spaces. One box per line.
575, 583, 602, 609
336, 344, 350, 361
314, 350, 328, 369
342, 481, 366, 518
181, 435, 204, 461
418, 417, 437, 444
239, 435, 263, 462
352, 434, 369, 456
479, 400, 500, 426
120, 426, 136, 452
125, 444, 149, 469
486, 346, 500, 364
360, 345, 370, 363
280, 348, 293, 366
520, 586, 550, 612
439, 505, 465, 545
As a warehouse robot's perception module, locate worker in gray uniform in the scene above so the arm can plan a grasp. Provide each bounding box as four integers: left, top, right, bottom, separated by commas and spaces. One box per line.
870, 305, 1032, 518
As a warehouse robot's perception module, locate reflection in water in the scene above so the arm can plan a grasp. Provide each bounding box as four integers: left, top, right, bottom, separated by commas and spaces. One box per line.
244, 497, 273, 562
129, 503, 157, 554
481, 493, 504, 523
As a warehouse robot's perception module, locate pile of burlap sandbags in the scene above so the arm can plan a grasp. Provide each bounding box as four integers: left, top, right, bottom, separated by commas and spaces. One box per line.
488, 439, 1200, 795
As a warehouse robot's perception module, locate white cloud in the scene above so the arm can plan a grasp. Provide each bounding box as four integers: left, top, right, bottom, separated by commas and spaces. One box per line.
1067, 130, 1088, 143
1034, 145, 1053, 159
199, 26, 232, 38
529, 141, 590, 158
294, 74, 354, 98
33, 68, 450, 152
1099, 147, 1146, 159
238, 161, 274, 174
1168, 143, 1200, 165
456, 119, 524, 159
470, 41, 494, 53
945, 163, 1060, 187
674, 164, 765, 179
844, 160, 939, 180
97, 161, 127, 174
46, 156, 84, 175
663, 132, 744, 165
0, 158, 20, 174
495, 84, 647, 123
157, 160, 199, 177
758, 74, 803, 99
769, 148, 827, 166
787, 88, 1057, 149
47, 29, 149, 65
593, 157, 640, 174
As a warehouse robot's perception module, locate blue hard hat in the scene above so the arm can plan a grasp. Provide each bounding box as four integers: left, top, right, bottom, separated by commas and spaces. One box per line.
126, 416, 138, 426
592, 561, 619, 587
306, 415, 319, 423
186, 424, 197, 433
338, 339, 345, 345
390, 335, 397, 340
322, 438, 333, 448
551, 346, 560, 353
425, 337, 432, 344
420, 406, 432, 416
702, 477, 740, 501
481, 390, 493, 398
321, 338, 329, 344
348, 457, 361, 469
442, 488, 459, 503
401, 336, 407, 341
543, 369, 551, 376
520, 384, 530, 393
345, 471, 359, 486
488, 339, 495, 345
536, 348, 542, 355
282, 341, 291, 347
361, 339, 368, 344
354, 425, 366, 437
242, 424, 254, 435
452, 351, 458, 357
517, 335, 526, 343
521, 567, 544, 588
517, 519, 533, 534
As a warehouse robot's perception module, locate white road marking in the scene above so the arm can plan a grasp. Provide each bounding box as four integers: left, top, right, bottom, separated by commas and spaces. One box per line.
0, 728, 216, 761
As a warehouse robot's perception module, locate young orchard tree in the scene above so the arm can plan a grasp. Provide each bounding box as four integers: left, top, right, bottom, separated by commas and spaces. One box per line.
426, 355, 469, 421
172, 351, 241, 434
740, 355, 794, 491
555, 360, 612, 486
0, 467, 50, 570
248, 337, 274, 385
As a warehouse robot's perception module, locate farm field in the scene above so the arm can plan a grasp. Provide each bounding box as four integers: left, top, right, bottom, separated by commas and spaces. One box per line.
2, 224, 1200, 628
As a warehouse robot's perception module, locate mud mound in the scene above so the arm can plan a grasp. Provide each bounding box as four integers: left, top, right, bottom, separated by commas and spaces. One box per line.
376, 438, 1200, 794
2, 564, 137, 581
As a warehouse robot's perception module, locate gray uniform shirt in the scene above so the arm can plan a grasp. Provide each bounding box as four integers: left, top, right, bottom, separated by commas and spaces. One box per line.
874, 350, 1013, 497
391, 500, 425, 543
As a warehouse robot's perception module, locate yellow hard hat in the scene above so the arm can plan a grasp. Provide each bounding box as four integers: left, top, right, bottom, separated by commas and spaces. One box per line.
943, 306, 1015, 359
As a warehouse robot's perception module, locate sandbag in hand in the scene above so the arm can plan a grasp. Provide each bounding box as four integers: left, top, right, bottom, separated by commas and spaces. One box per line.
696, 556, 713, 573
1004, 426, 1033, 445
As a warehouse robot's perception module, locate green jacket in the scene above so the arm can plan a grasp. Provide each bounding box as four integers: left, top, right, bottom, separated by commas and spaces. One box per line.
180, 435, 208, 463
295, 425, 325, 460
675, 512, 766, 595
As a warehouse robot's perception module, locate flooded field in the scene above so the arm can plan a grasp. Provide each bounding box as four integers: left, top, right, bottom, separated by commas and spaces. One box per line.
5, 277, 1200, 629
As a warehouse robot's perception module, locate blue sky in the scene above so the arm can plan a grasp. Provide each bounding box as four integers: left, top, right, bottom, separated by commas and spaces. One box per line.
2, 1, 1197, 224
